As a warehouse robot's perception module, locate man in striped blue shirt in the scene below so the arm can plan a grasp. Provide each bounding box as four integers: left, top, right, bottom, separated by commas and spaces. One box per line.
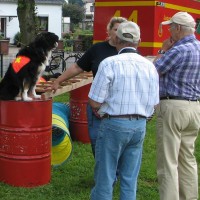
88, 21, 159, 200
154, 12, 200, 200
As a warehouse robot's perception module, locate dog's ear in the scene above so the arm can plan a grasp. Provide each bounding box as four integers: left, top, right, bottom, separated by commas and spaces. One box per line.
31, 32, 59, 45
46, 32, 59, 42
36, 32, 58, 41
30, 32, 57, 51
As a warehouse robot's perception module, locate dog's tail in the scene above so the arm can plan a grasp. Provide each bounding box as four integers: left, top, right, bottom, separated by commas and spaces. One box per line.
0, 64, 20, 100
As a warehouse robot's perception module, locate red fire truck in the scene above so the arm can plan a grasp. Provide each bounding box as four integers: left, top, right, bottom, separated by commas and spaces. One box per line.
93, 0, 200, 56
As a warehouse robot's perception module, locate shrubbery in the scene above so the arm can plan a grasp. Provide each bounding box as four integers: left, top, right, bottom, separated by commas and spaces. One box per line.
13, 32, 22, 47
62, 30, 93, 52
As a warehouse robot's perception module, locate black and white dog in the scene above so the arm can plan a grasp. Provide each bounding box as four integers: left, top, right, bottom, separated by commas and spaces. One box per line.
0, 32, 58, 101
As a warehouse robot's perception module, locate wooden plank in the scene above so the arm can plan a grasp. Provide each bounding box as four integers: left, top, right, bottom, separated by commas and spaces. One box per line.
36, 72, 93, 99
41, 76, 93, 99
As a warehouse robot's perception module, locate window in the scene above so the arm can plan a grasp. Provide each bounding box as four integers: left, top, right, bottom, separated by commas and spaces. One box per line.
0, 18, 6, 38
90, 5, 94, 12
38, 17, 48, 32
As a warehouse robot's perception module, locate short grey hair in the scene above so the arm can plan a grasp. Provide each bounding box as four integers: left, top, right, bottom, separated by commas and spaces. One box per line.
180, 24, 195, 34
173, 23, 195, 34
117, 37, 138, 46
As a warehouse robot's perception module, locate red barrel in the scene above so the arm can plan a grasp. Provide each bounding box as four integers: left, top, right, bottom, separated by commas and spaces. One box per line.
69, 84, 91, 143
0, 99, 52, 187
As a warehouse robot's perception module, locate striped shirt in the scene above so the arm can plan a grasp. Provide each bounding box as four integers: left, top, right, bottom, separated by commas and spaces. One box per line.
88, 48, 159, 117
155, 35, 200, 100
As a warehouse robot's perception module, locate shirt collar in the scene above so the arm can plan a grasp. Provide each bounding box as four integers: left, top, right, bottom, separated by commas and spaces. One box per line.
118, 47, 137, 54
173, 34, 196, 47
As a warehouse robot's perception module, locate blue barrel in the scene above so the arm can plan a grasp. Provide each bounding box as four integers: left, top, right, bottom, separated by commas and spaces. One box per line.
51, 102, 72, 167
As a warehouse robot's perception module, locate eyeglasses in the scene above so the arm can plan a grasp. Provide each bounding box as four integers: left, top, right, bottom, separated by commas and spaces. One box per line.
168, 25, 176, 31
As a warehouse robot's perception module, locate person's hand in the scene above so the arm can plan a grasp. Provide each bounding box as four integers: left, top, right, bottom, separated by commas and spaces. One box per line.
162, 37, 175, 51
92, 108, 101, 119
51, 80, 60, 93
153, 37, 175, 63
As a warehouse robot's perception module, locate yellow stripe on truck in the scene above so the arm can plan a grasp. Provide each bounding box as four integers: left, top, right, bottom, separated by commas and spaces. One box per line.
95, 1, 156, 7
95, 1, 200, 15
93, 40, 163, 48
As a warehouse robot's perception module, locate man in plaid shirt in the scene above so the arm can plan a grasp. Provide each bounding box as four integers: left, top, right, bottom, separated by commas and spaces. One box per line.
154, 12, 200, 200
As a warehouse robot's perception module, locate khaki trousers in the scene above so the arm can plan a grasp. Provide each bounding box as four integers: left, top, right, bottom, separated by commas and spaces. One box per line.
156, 100, 200, 200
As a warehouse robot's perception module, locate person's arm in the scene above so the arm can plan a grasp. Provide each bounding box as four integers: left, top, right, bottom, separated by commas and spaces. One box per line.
88, 98, 102, 119
51, 63, 83, 93
153, 37, 175, 63
88, 57, 112, 118
88, 98, 101, 109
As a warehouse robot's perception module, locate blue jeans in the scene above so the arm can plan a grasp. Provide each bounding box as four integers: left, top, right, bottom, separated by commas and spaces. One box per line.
90, 117, 146, 200
87, 104, 101, 157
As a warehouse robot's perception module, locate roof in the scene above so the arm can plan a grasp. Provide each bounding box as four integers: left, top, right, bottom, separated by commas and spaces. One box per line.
83, 0, 94, 2
0, 0, 65, 5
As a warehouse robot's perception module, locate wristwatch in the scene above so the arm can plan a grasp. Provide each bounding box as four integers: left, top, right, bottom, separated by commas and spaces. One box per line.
158, 49, 166, 54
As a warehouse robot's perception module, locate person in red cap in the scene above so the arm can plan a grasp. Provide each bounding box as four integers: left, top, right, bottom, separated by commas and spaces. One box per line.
154, 12, 200, 200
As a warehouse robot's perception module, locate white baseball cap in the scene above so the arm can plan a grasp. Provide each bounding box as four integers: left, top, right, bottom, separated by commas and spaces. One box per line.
116, 21, 140, 43
161, 12, 196, 28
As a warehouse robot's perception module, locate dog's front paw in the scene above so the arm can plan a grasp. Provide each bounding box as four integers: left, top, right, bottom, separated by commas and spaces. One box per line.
23, 97, 33, 101
15, 96, 22, 101
33, 94, 41, 99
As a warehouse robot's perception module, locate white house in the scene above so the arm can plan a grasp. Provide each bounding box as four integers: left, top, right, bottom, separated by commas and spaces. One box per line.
0, 0, 65, 44
82, 0, 94, 30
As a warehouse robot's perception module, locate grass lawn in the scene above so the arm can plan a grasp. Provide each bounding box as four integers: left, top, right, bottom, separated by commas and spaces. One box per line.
0, 93, 200, 200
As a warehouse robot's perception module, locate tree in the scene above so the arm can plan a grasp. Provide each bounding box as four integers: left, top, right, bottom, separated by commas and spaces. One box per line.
62, 2, 85, 31
17, 0, 37, 47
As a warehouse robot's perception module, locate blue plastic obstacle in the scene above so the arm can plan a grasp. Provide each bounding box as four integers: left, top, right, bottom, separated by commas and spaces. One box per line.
51, 102, 72, 167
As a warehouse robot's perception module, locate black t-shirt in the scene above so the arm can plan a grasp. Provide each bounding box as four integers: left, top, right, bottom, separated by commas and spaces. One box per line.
77, 41, 117, 77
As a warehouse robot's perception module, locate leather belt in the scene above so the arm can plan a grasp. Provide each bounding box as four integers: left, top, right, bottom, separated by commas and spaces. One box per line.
160, 96, 199, 101
101, 114, 146, 119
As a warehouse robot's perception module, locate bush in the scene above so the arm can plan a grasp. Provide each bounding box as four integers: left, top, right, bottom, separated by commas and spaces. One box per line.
62, 33, 74, 52
78, 34, 93, 51
0, 34, 4, 40
62, 29, 93, 52
62, 32, 72, 40
14, 32, 22, 47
